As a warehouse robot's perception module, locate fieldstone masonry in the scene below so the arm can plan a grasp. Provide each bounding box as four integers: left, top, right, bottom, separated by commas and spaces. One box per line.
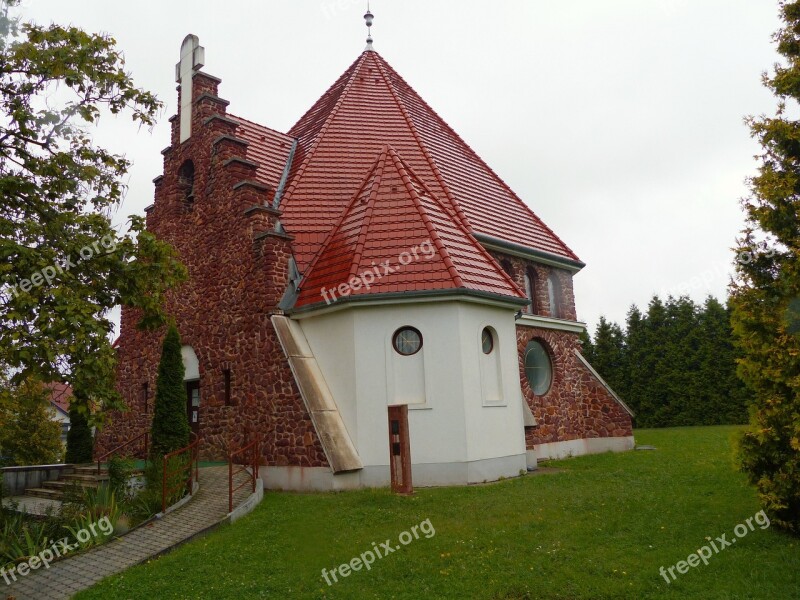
97, 64, 632, 478
96, 71, 327, 467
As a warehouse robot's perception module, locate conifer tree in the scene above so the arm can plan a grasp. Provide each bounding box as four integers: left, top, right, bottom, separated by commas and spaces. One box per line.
592, 317, 626, 395
65, 403, 94, 464
623, 305, 648, 417
150, 326, 190, 458
731, 0, 800, 534
579, 329, 594, 363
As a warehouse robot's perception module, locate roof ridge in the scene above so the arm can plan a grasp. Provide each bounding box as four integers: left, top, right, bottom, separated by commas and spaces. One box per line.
282, 53, 367, 205
386, 147, 464, 288
375, 56, 580, 262
348, 147, 389, 280
371, 53, 472, 232
389, 149, 525, 299
296, 150, 385, 289
229, 113, 293, 140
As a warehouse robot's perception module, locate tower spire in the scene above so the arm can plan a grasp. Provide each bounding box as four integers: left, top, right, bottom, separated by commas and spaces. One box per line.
364, 2, 374, 51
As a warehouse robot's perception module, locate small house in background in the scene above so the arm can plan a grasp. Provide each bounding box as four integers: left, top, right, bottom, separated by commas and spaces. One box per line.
44, 382, 71, 447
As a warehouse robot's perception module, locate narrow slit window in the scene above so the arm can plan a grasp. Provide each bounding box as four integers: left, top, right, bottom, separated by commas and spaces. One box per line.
223, 368, 232, 406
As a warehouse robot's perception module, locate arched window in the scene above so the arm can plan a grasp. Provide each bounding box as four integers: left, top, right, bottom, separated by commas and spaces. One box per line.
524, 267, 539, 314
178, 160, 195, 203
547, 273, 562, 319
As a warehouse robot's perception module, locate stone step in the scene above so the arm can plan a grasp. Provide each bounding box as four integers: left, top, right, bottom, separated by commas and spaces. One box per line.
70, 466, 108, 476
62, 473, 109, 483
41, 480, 100, 491
24, 487, 63, 500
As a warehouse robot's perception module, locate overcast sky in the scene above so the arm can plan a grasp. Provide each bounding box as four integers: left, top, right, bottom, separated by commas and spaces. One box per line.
21, 0, 782, 334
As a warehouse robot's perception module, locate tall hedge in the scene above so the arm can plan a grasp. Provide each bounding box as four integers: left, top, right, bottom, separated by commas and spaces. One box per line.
65, 403, 94, 464
149, 325, 190, 458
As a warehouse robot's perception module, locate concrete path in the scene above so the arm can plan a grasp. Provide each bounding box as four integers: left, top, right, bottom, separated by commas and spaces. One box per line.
2, 466, 255, 600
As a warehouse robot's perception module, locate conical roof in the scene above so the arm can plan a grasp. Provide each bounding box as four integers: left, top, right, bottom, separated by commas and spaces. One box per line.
281, 50, 580, 276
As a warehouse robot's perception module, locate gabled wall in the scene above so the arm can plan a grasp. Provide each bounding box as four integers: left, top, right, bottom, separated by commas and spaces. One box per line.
96, 71, 327, 468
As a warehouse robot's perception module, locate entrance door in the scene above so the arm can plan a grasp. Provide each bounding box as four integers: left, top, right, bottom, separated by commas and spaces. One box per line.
186, 381, 200, 437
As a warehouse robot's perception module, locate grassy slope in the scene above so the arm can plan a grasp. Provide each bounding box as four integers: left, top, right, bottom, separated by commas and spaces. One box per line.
76, 426, 799, 599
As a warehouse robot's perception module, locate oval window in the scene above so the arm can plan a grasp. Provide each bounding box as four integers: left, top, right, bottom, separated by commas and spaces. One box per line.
524, 340, 552, 395
481, 327, 494, 354
393, 327, 422, 356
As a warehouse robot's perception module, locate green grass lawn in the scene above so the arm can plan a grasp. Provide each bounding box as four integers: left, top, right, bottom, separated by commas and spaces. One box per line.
76, 426, 799, 599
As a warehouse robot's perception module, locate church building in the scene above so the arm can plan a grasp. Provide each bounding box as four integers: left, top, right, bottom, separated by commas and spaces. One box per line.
96, 21, 634, 490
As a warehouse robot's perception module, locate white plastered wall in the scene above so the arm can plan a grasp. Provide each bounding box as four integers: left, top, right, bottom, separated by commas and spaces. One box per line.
298, 299, 527, 485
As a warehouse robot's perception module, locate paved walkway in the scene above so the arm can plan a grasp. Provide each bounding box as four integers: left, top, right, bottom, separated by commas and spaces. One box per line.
3, 466, 254, 600
2, 495, 63, 517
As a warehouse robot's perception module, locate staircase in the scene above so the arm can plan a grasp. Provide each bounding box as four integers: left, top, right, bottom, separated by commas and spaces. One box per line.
24, 464, 109, 501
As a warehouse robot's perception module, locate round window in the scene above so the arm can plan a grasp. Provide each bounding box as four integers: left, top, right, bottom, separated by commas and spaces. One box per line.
524, 340, 552, 395
393, 327, 422, 356
481, 327, 494, 354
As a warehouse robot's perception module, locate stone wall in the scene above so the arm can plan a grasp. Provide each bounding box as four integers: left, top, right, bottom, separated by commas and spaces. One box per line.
95, 71, 328, 468
488, 251, 577, 321
516, 326, 633, 448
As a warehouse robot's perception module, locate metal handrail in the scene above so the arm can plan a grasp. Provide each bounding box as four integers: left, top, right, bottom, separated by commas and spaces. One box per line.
96, 431, 149, 475
228, 436, 259, 513
161, 433, 200, 513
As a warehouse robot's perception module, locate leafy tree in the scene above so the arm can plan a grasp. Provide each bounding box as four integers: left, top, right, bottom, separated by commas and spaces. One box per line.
149, 325, 190, 458
65, 395, 94, 464
0, 376, 62, 466
731, 0, 800, 534
0, 0, 186, 419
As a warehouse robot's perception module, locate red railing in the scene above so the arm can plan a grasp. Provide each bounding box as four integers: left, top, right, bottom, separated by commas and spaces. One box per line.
96, 432, 149, 475
161, 433, 200, 513
228, 436, 260, 513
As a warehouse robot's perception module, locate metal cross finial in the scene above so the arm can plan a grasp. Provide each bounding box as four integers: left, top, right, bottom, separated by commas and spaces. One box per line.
175, 34, 205, 143
364, 3, 374, 51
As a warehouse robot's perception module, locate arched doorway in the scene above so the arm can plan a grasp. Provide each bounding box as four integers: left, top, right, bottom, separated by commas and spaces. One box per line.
182, 345, 200, 437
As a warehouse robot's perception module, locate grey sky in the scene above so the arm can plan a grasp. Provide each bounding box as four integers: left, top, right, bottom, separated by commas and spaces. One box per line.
22, 0, 781, 333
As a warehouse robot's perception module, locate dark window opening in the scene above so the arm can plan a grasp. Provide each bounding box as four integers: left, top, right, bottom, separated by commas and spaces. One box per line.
178, 160, 195, 204
525, 267, 539, 314
481, 327, 494, 354
142, 382, 149, 413
223, 368, 232, 406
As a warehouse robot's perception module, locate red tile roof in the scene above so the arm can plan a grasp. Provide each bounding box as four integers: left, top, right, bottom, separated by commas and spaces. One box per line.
44, 382, 72, 414
230, 115, 294, 194
295, 146, 525, 308
281, 50, 580, 275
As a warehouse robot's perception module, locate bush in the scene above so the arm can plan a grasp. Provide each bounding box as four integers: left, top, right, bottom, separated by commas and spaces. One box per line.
65, 404, 94, 464
107, 455, 136, 497
0, 377, 63, 466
